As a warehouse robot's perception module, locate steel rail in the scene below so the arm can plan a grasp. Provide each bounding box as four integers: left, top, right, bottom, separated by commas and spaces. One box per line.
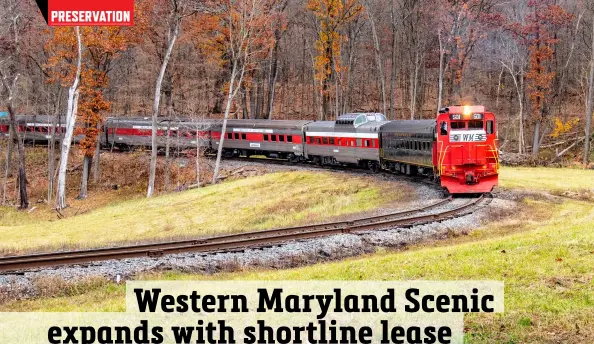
0, 196, 484, 273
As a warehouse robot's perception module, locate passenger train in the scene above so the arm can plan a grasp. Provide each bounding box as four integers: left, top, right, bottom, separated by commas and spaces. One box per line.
0, 105, 499, 194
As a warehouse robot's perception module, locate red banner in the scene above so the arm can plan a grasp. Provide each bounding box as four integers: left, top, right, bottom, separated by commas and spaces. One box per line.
36, 0, 134, 26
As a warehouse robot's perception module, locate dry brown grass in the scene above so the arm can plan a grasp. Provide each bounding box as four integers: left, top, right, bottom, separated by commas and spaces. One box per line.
0, 171, 410, 255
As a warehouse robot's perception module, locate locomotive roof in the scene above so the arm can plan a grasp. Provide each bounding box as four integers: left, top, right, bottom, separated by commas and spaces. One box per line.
379, 120, 436, 134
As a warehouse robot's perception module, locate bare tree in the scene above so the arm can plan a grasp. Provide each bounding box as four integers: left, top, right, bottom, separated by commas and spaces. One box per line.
584, 12, 594, 165
147, 0, 183, 198
0, 1, 29, 209
47, 87, 63, 203
437, 28, 447, 112
498, 32, 528, 154
364, 1, 387, 116
56, 26, 83, 210
212, 0, 276, 183
1, 126, 13, 204
0, 71, 28, 209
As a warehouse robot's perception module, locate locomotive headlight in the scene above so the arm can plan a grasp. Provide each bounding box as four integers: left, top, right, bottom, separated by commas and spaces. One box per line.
463, 105, 471, 116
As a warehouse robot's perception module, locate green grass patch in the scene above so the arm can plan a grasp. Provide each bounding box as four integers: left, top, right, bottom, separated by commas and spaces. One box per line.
0, 171, 409, 254
500, 166, 594, 192
4, 197, 593, 343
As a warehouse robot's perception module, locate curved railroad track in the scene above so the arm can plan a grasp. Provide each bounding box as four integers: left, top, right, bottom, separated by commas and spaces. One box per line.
0, 195, 490, 273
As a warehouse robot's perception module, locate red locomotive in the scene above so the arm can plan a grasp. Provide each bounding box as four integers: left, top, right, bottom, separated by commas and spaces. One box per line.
435, 105, 499, 194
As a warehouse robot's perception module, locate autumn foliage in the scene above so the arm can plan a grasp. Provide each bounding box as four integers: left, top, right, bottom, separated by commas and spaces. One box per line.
521, 1, 573, 123
45, 21, 144, 157
308, 0, 362, 119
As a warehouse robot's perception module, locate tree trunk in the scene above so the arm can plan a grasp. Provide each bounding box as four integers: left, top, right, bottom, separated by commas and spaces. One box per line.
6, 104, 28, 209
212, 61, 241, 184
93, 121, 101, 183
78, 155, 91, 199
532, 120, 541, 158
147, 18, 180, 198
250, 78, 257, 119
409, 51, 420, 120
519, 71, 525, 154
366, 5, 386, 116
389, 3, 397, 119
343, 26, 357, 115
267, 51, 279, 120
15, 133, 28, 209
2, 128, 13, 204
308, 44, 319, 119
47, 95, 61, 203
56, 26, 83, 210
164, 120, 171, 191
195, 131, 201, 186
320, 41, 333, 121
437, 29, 444, 112
255, 75, 263, 119
583, 16, 594, 165
241, 84, 249, 119
56, 29, 82, 210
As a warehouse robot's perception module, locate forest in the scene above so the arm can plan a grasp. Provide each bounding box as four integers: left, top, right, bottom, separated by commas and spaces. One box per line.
0, 0, 593, 209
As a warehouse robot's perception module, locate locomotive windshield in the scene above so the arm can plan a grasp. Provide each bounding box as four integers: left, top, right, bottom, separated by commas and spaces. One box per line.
449, 120, 484, 130
468, 120, 484, 129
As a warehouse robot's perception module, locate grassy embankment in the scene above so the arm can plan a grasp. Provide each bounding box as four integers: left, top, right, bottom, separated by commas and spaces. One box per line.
0, 171, 409, 255
3, 166, 594, 343
500, 166, 594, 193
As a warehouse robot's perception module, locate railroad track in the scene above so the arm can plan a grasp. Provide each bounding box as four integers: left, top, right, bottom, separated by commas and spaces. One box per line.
0, 195, 488, 273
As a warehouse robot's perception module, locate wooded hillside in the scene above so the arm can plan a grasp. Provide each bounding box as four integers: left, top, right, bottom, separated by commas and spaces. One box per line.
1, 0, 593, 208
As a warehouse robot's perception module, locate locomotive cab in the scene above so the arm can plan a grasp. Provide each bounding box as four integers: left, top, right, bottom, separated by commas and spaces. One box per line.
435, 105, 499, 194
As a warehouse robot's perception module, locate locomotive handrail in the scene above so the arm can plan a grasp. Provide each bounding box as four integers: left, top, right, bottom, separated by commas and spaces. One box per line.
437, 140, 446, 176
439, 145, 454, 176
488, 143, 500, 173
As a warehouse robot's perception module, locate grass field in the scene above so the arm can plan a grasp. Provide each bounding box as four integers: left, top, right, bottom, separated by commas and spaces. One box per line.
0, 171, 409, 255
500, 166, 594, 192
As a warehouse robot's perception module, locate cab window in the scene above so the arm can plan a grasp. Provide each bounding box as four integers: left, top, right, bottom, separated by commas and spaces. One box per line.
451, 122, 465, 129
486, 120, 494, 134
440, 122, 448, 135
468, 120, 484, 129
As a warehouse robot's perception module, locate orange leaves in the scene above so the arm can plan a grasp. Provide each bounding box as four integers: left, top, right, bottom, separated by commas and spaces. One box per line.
521, 1, 573, 121
45, 27, 81, 87
45, 21, 138, 157
187, 0, 278, 72
309, 0, 361, 84
77, 68, 110, 157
